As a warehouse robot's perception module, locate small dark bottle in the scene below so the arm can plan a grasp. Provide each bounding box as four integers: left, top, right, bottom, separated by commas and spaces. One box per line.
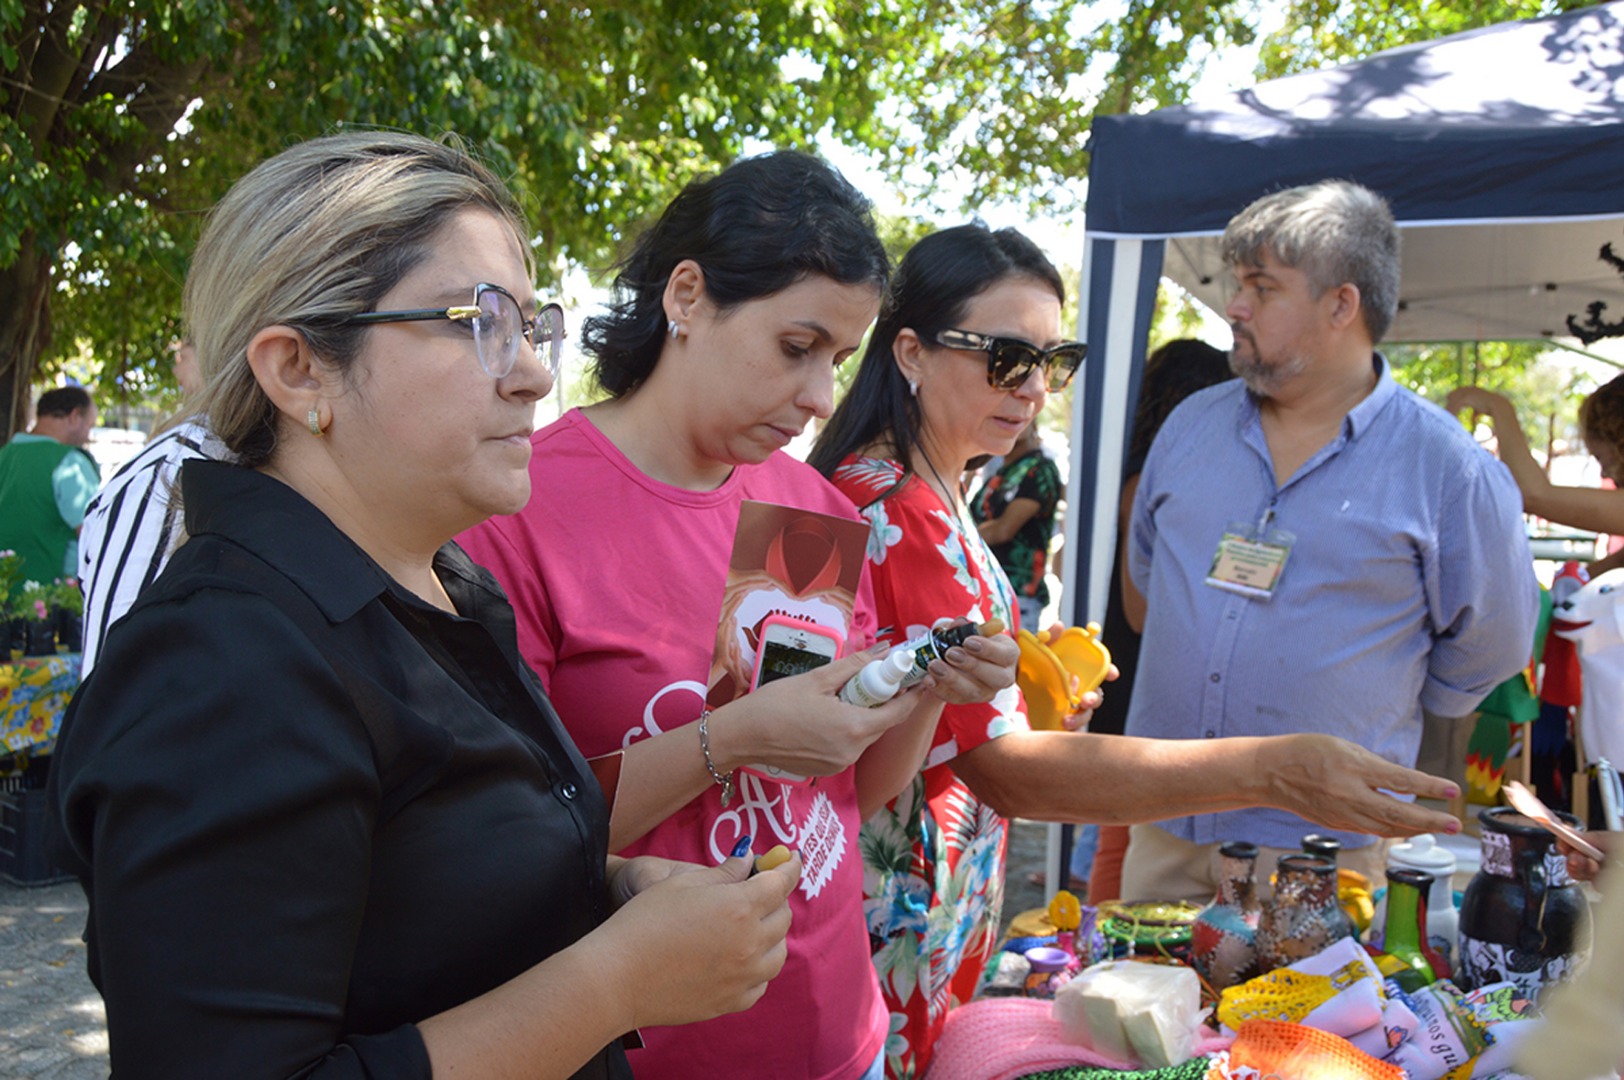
896, 620, 1001, 689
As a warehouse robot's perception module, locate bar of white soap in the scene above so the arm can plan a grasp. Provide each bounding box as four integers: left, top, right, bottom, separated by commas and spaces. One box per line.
1054, 960, 1199, 1067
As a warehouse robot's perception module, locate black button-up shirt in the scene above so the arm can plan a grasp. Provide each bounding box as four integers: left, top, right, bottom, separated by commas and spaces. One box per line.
49, 461, 629, 1079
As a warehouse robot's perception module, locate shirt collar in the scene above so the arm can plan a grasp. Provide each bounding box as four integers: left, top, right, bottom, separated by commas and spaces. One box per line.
180, 460, 492, 625
1344, 352, 1397, 440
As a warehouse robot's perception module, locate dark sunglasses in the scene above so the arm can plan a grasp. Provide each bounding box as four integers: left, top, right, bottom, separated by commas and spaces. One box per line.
935, 328, 1086, 391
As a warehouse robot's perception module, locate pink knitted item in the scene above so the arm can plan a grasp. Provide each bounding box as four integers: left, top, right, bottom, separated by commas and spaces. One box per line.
925, 999, 1232, 1080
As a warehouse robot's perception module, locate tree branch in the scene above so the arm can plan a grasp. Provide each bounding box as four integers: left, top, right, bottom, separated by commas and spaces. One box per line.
17, 0, 90, 144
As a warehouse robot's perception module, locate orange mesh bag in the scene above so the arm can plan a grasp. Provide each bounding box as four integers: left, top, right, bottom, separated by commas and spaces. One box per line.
1225, 1019, 1403, 1080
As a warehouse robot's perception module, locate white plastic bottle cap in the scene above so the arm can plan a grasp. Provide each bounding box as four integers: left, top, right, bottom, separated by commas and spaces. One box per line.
1388, 833, 1456, 873
882, 648, 917, 686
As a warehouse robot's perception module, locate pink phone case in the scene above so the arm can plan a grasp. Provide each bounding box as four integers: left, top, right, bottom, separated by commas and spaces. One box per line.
743, 615, 844, 786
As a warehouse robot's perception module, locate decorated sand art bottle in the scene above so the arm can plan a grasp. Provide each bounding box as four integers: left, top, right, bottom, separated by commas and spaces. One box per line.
1457, 806, 1592, 999
1192, 840, 1262, 991
1380, 868, 1438, 993
1300, 833, 1341, 867
1255, 854, 1354, 974
1371, 833, 1458, 976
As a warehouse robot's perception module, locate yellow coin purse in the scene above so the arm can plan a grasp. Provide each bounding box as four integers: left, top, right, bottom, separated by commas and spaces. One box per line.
1016, 623, 1112, 730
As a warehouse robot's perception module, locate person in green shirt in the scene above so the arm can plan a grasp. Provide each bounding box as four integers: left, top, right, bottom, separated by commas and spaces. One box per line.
0, 385, 101, 593
970, 418, 1061, 633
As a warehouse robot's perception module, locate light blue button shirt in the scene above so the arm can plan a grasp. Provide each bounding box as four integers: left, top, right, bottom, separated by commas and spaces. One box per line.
1126, 355, 1538, 850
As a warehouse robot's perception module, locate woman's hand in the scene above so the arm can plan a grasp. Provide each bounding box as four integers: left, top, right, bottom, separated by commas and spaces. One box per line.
925, 627, 1019, 706
1030, 620, 1117, 732
709, 648, 920, 780
606, 854, 706, 908
1257, 733, 1463, 838
1559, 831, 1617, 884
1445, 385, 1515, 426
1062, 663, 1119, 732
602, 852, 801, 1029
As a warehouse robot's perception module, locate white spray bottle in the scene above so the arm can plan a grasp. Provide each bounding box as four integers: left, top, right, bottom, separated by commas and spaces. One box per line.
838, 649, 917, 708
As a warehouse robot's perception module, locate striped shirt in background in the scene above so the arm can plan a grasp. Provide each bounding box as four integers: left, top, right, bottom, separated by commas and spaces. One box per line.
78, 419, 233, 676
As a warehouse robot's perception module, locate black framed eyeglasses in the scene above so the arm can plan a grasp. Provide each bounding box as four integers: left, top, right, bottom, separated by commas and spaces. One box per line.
936, 328, 1086, 392
344, 283, 565, 380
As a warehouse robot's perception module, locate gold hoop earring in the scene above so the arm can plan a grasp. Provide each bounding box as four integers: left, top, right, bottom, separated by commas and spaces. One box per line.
308, 408, 324, 437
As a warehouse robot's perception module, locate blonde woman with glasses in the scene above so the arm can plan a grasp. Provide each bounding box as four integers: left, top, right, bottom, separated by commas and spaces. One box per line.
48, 131, 796, 1080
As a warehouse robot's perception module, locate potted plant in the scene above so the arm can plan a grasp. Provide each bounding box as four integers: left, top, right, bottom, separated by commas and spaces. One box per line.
17, 580, 56, 656
0, 550, 23, 658
50, 577, 84, 653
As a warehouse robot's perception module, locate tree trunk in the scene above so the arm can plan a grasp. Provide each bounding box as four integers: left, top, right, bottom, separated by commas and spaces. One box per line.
0, 231, 55, 442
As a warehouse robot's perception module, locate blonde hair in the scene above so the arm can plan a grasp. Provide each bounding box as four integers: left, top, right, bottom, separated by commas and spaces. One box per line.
184, 130, 530, 467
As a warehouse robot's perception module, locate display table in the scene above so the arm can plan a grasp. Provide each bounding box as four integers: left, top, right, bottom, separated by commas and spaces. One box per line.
1, 652, 82, 761
1, 653, 81, 886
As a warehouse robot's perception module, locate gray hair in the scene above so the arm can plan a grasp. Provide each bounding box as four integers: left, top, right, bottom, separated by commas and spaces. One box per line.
183, 130, 530, 468
1221, 180, 1401, 343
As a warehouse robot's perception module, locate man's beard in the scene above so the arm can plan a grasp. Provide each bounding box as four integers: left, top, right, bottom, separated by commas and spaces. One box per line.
1229, 329, 1306, 397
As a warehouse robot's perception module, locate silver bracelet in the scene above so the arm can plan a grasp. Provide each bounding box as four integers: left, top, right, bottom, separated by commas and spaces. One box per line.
697, 709, 734, 807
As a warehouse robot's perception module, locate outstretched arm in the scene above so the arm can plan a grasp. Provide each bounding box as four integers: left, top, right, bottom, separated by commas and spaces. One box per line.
951, 728, 1461, 839
1448, 385, 1624, 536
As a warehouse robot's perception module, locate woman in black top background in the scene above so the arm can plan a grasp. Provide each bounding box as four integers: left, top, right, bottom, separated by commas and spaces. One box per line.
47, 131, 798, 1080
1087, 338, 1233, 903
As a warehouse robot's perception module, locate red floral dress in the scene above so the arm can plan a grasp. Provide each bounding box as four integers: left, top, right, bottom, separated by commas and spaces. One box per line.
830, 455, 1027, 1080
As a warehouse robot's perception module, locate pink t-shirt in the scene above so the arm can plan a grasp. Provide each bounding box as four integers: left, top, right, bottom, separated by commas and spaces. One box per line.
458, 408, 886, 1080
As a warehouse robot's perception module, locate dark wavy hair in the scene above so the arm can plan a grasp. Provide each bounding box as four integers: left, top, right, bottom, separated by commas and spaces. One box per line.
809, 224, 1063, 481
580, 150, 889, 398
1580, 371, 1624, 462
1125, 338, 1234, 473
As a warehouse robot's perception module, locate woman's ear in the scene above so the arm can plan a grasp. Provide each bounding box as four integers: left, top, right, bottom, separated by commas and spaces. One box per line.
892, 328, 928, 386
663, 259, 707, 334
246, 325, 330, 433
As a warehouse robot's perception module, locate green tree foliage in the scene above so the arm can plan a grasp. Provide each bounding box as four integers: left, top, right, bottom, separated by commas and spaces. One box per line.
1389, 339, 1604, 452
1256, 0, 1594, 78
0, 0, 905, 435
5, 0, 1599, 441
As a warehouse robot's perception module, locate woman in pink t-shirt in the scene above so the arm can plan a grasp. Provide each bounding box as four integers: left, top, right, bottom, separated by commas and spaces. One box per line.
459, 152, 1019, 1080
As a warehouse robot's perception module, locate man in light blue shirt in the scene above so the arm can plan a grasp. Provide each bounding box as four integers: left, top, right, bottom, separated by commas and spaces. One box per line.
1121, 180, 1538, 902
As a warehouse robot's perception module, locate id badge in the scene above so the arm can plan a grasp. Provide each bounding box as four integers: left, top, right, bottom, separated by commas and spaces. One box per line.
1206, 520, 1293, 600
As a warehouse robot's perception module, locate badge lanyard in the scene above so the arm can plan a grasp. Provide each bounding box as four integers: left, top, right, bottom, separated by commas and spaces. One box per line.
1205, 505, 1294, 600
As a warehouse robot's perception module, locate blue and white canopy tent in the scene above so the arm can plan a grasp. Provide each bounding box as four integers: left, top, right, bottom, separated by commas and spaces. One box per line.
1066, 0, 1624, 630
1047, 1, 1624, 896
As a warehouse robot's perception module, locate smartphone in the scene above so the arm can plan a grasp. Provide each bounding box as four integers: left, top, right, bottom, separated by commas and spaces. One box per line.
750, 614, 842, 690
743, 615, 843, 786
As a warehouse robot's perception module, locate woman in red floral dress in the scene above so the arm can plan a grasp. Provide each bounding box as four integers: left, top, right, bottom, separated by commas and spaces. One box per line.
811, 225, 1084, 1079
811, 224, 1463, 1079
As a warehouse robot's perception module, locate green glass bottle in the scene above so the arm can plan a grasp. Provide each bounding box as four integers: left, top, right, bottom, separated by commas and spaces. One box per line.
1382, 867, 1437, 992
